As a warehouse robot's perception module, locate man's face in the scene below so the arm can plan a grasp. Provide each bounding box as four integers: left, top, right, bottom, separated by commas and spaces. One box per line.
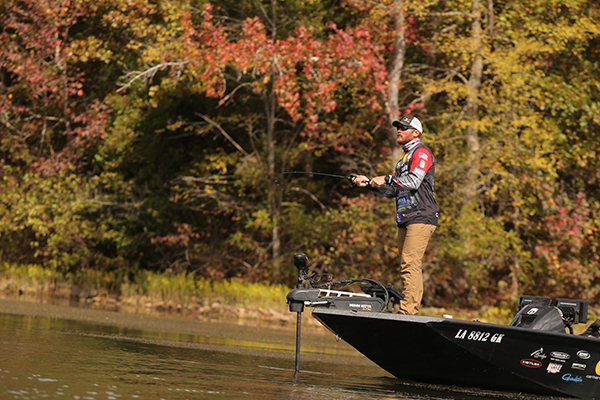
396, 125, 419, 145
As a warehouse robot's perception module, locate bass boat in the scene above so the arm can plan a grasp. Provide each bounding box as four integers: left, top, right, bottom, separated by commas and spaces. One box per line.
286, 253, 600, 399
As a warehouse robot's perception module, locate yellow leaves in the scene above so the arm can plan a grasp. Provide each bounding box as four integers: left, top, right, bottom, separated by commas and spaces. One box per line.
248, 209, 271, 231
148, 85, 159, 97
68, 36, 113, 63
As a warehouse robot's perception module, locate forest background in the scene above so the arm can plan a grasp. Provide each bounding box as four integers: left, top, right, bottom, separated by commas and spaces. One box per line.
1, 0, 600, 314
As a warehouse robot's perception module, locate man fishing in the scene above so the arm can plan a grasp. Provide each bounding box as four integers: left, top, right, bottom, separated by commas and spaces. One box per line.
352, 115, 439, 315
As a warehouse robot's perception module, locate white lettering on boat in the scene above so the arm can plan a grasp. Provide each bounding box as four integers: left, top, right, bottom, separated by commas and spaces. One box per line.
454, 329, 504, 343
349, 303, 371, 310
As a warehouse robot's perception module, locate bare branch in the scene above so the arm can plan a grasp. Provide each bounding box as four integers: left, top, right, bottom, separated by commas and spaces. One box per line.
289, 187, 327, 210
195, 113, 249, 156
116, 61, 189, 93
220, 82, 253, 105
253, 0, 274, 33
225, 254, 260, 270
180, 175, 237, 185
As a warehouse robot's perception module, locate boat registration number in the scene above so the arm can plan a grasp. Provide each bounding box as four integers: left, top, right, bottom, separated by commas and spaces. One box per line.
454, 329, 504, 343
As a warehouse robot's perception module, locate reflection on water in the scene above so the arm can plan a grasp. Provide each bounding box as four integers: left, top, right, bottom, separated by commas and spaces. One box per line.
0, 309, 566, 400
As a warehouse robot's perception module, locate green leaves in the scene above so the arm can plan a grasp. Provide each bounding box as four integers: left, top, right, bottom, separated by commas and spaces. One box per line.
1, 0, 599, 308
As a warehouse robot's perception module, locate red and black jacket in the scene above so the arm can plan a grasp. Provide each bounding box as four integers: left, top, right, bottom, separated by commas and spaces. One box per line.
368, 139, 439, 228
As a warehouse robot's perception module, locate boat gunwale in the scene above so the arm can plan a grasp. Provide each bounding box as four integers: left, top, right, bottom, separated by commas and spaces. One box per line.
311, 307, 600, 343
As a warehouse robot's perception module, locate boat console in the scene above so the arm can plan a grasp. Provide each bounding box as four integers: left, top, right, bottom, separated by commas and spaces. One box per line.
510, 295, 588, 334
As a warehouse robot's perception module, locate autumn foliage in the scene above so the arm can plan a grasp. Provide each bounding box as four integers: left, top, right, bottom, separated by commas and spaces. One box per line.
1, 0, 600, 309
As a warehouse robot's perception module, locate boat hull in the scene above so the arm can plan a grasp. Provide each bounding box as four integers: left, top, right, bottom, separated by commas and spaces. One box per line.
312, 308, 600, 399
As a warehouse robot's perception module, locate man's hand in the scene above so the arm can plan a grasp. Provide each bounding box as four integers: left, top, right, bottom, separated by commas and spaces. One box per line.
369, 176, 386, 188
351, 175, 370, 187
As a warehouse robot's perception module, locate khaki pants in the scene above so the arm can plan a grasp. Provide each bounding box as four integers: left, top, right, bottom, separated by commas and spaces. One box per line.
397, 223, 436, 315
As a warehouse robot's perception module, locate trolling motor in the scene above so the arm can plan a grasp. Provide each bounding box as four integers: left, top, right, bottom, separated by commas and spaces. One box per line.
286, 253, 404, 380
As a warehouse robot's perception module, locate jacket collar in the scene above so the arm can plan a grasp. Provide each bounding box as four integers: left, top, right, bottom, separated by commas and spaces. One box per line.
403, 138, 421, 153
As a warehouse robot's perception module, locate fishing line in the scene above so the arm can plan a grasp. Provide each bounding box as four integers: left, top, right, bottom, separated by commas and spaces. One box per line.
274, 171, 367, 206
274, 171, 357, 201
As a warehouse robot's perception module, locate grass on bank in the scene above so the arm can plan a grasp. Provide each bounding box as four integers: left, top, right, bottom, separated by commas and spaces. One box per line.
1, 262, 597, 330
0, 262, 290, 312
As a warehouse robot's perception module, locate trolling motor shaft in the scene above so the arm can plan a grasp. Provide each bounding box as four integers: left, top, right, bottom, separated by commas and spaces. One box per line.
289, 252, 309, 381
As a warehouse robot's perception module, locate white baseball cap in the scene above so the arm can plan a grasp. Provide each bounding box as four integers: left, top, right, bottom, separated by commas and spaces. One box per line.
392, 115, 422, 133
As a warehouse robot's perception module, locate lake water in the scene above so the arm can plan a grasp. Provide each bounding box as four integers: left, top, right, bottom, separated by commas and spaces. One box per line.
0, 302, 565, 400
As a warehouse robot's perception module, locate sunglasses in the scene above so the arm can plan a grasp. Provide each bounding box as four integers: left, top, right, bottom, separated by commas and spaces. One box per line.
397, 125, 412, 131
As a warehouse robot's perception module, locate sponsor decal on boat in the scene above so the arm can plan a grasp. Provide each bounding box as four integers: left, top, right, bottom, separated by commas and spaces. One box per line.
562, 373, 583, 383
571, 363, 587, 370
595, 360, 600, 375
531, 348, 547, 359
454, 329, 504, 343
577, 350, 591, 360
521, 359, 542, 368
349, 303, 372, 310
586, 374, 600, 380
550, 351, 571, 362
547, 363, 563, 374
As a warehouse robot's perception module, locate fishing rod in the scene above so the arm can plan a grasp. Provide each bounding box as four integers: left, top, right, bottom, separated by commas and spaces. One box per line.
276, 171, 359, 181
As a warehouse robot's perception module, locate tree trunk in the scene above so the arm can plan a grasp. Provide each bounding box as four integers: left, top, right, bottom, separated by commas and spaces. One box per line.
455, 0, 486, 299
466, 0, 483, 159
462, 0, 484, 207
266, 89, 281, 282
387, 0, 406, 161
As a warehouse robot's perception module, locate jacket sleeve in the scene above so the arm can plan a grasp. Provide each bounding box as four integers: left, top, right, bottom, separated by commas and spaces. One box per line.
366, 184, 399, 199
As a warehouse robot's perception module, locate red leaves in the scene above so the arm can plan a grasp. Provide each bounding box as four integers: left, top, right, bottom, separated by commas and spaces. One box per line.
0, 0, 109, 172
164, 5, 387, 144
